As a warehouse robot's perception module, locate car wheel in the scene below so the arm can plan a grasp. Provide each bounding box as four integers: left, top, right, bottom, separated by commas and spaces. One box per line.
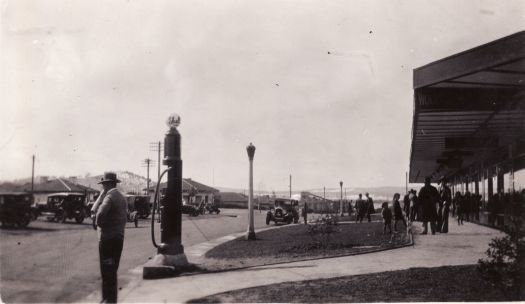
134, 217, 138, 228
18, 216, 31, 228
266, 216, 271, 225
75, 215, 84, 224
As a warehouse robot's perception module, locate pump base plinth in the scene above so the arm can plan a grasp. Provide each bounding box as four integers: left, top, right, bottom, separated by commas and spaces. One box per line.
142, 253, 190, 279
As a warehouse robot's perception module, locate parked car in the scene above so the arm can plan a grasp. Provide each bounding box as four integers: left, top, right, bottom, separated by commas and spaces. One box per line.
126, 195, 150, 219
31, 199, 47, 220
182, 204, 201, 217
44, 193, 87, 224
125, 195, 139, 227
266, 198, 299, 225
0, 192, 34, 228
205, 202, 220, 214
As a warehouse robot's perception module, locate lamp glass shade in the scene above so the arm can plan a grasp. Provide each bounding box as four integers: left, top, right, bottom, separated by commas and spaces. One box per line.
166, 113, 181, 129
246, 143, 256, 159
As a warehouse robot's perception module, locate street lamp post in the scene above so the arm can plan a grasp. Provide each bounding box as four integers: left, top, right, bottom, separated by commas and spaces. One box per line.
340, 181, 344, 216
246, 143, 256, 240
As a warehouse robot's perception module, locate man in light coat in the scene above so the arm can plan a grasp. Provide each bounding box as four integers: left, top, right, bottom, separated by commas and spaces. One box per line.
91, 172, 127, 303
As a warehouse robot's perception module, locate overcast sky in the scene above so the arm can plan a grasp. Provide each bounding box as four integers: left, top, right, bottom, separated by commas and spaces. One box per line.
1, 0, 524, 191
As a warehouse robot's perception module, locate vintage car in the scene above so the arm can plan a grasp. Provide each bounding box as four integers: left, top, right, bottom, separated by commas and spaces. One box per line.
0, 192, 34, 228
44, 193, 87, 223
125, 195, 140, 227
204, 202, 220, 214
125, 195, 151, 219
266, 198, 299, 225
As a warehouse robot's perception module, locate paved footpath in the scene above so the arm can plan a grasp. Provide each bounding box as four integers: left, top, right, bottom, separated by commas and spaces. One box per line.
85, 221, 502, 303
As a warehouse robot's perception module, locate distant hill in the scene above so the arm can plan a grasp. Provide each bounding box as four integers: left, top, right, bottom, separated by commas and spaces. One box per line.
75, 171, 150, 194
215, 186, 411, 201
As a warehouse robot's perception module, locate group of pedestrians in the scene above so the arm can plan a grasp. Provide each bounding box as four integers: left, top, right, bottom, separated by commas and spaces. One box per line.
403, 176, 453, 235
380, 176, 455, 235
354, 193, 375, 223
453, 191, 481, 225
380, 193, 407, 234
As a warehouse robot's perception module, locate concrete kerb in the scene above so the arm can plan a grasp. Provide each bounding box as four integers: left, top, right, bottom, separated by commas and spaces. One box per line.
83, 221, 414, 302
88, 220, 504, 303
159, 220, 414, 275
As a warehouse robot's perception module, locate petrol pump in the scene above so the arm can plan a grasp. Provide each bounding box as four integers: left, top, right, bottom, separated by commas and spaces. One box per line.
143, 113, 190, 279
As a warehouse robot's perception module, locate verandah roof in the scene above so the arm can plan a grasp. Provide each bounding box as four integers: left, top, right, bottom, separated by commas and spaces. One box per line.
409, 31, 525, 183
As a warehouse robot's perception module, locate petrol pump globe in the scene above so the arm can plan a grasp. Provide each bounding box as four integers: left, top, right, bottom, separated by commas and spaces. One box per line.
166, 113, 181, 129
247, 143, 256, 160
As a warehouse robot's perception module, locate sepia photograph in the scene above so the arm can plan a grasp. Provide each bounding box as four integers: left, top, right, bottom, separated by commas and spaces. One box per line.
1, 0, 524, 303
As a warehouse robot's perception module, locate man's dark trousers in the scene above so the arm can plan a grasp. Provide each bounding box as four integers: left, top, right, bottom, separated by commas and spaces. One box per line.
99, 236, 124, 303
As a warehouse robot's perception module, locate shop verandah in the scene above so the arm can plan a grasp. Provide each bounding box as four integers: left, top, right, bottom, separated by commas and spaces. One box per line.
409, 31, 525, 228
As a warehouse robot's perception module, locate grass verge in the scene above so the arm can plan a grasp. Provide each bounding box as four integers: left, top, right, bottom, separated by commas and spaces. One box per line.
200, 221, 410, 271
189, 264, 520, 303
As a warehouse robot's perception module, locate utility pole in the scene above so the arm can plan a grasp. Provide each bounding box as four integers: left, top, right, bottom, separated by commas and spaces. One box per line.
31, 155, 35, 194
339, 181, 343, 216
289, 174, 292, 198
142, 158, 155, 196
406, 171, 408, 194
323, 186, 326, 214
150, 141, 163, 189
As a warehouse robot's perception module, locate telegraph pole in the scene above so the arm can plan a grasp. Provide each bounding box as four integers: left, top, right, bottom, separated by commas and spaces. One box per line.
289, 174, 292, 198
339, 181, 343, 216
31, 155, 35, 194
150, 141, 163, 189
142, 158, 155, 196
406, 171, 408, 194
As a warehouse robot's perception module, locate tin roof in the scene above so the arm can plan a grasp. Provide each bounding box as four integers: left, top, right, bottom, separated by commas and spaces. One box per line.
0, 178, 99, 194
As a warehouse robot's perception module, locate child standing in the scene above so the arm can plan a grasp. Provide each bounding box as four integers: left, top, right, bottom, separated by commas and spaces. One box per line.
393, 193, 407, 232
381, 202, 392, 234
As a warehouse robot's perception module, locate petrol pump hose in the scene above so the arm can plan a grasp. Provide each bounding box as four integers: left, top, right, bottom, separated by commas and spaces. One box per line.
151, 167, 171, 249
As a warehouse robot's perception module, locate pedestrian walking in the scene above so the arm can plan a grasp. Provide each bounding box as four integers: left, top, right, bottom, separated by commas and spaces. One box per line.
454, 192, 464, 225
365, 193, 374, 222
408, 189, 418, 222
381, 202, 392, 234
302, 203, 308, 224
439, 178, 452, 233
355, 194, 365, 223
402, 192, 410, 217
392, 193, 407, 232
418, 177, 439, 235
91, 172, 128, 303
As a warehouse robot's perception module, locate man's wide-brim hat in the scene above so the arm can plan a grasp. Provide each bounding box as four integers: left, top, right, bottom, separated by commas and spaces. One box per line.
98, 172, 121, 184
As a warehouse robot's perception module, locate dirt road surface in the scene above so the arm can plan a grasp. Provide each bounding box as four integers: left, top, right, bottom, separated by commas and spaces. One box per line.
0, 209, 268, 303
